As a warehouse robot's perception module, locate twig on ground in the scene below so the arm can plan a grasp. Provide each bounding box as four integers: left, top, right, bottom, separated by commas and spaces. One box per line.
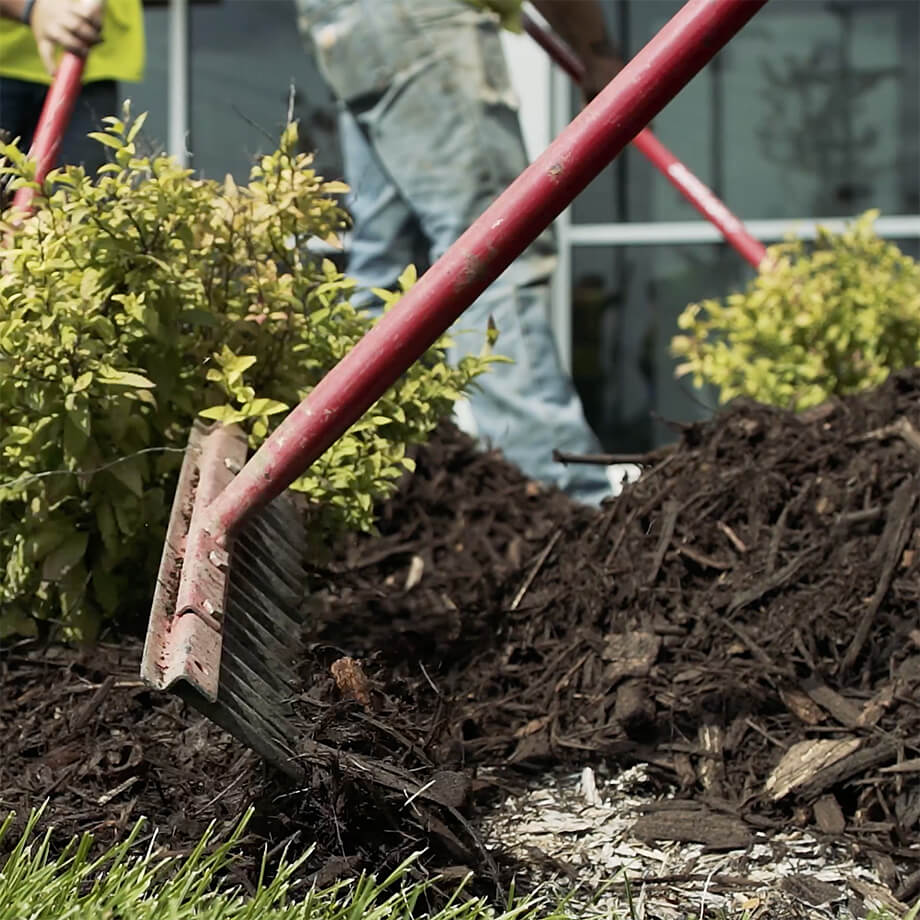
553, 446, 672, 466
852, 416, 920, 455
510, 529, 561, 611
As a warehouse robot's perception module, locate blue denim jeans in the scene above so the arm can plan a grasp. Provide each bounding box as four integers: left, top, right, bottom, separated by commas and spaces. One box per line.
297, 0, 612, 505
0, 77, 118, 174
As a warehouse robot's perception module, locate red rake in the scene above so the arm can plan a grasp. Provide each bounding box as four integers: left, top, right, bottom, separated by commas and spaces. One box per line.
9, 53, 88, 216
6, 0, 106, 217
141, 0, 770, 778
520, 2, 767, 270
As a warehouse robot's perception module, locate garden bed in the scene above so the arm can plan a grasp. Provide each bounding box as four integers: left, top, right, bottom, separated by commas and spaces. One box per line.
3, 370, 920, 914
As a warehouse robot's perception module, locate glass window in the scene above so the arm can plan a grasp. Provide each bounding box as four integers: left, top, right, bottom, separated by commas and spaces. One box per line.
188, 0, 342, 182
571, 0, 920, 225
571, 243, 752, 452
123, 5, 170, 154
572, 233, 920, 454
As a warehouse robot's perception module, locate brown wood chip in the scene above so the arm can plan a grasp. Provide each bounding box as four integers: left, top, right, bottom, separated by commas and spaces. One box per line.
801, 677, 863, 729
331, 657, 372, 707
765, 737, 862, 801
780, 688, 825, 726
602, 631, 661, 684
632, 807, 751, 850
813, 794, 846, 835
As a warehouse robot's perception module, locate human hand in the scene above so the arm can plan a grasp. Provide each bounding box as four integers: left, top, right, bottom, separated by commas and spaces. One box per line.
30, 0, 103, 75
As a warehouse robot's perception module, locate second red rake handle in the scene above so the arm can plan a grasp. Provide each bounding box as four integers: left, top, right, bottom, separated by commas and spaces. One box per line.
10, 53, 87, 214
205, 0, 770, 539
519, 3, 767, 270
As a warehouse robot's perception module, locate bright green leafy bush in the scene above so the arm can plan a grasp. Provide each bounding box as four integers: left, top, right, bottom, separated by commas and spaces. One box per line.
0, 112, 492, 639
671, 211, 920, 411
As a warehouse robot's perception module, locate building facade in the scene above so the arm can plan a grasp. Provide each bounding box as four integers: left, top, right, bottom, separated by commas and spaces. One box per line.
131, 0, 920, 451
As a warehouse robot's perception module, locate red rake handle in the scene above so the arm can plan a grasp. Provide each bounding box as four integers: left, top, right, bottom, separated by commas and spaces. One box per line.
10, 52, 86, 215
206, 0, 770, 539
520, 4, 767, 269
632, 131, 767, 269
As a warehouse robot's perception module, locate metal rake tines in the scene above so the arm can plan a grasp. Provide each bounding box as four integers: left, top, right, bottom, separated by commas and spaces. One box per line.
179, 493, 309, 779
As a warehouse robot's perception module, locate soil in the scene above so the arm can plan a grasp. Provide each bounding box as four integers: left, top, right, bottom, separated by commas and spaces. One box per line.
3, 369, 920, 906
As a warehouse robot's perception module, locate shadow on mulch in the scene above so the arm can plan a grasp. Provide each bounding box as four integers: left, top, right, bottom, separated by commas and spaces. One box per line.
3, 369, 920, 903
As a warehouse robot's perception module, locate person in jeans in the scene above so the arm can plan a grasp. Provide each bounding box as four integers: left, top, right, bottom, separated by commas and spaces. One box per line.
295, 0, 623, 506
0, 0, 145, 176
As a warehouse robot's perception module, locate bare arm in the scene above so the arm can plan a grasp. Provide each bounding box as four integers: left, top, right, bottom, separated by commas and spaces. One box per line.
0, 0, 102, 74
530, 0, 622, 99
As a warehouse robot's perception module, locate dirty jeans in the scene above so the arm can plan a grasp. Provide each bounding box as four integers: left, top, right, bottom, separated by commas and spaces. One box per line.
297, 0, 612, 505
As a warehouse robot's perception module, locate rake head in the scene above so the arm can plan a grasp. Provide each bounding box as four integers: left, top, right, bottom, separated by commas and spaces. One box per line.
141, 421, 307, 779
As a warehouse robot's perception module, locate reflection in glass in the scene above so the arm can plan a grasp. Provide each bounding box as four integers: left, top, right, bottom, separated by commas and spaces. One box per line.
123, 5, 169, 155
572, 244, 751, 452
572, 0, 920, 225
188, 1, 341, 182
573, 235, 920, 454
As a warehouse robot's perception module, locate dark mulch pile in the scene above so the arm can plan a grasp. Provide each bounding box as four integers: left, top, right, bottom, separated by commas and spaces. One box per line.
0, 644, 261, 870
3, 369, 920, 901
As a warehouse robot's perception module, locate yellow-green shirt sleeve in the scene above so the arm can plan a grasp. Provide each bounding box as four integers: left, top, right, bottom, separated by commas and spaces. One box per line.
0, 0, 145, 85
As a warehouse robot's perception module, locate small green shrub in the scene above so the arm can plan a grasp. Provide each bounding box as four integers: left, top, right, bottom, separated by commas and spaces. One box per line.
0, 111, 493, 639
671, 210, 920, 411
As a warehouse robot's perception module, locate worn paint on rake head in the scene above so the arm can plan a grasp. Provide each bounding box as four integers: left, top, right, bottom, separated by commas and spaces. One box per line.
142, 420, 308, 778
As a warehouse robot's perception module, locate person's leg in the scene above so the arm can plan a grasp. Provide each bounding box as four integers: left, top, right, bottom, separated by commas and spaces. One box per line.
1, 77, 48, 206
0, 77, 118, 177
337, 102, 420, 312
0, 76, 47, 148
57, 79, 119, 174
356, 5, 612, 504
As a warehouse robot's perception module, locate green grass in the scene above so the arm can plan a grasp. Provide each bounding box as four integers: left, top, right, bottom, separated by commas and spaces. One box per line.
2, 805, 917, 920
0, 805, 577, 920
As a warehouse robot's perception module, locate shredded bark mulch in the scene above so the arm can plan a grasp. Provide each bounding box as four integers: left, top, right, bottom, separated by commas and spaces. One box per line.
3, 369, 920, 902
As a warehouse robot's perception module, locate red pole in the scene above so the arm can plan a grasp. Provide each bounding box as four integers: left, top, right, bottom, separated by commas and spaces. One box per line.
520, 4, 767, 269
10, 53, 86, 214
630, 131, 767, 269
206, 0, 770, 537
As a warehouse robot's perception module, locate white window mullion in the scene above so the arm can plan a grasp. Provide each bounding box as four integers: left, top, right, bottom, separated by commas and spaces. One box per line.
566, 215, 920, 247
549, 64, 574, 373
168, 0, 190, 167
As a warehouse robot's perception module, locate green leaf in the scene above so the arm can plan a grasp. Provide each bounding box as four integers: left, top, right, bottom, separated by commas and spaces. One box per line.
97, 369, 156, 389
245, 398, 288, 417
125, 110, 148, 143
26, 525, 69, 563
3, 426, 32, 446
72, 371, 93, 393
198, 405, 248, 424
63, 413, 90, 461
42, 532, 88, 582
109, 459, 144, 497
95, 501, 120, 554
92, 567, 121, 614
87, 131, 125, 150
180, 308, 220, 327
0, 608, 38, 639
398, 263, 418, 292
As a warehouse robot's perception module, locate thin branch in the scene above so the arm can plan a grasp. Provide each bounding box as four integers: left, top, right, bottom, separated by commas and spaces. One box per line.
0, 446, 188, 491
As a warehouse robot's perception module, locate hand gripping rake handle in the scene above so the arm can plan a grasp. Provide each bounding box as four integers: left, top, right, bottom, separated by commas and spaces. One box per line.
10, 52, 86, 214
519, 3, 767, 270
203, 0, 769, 543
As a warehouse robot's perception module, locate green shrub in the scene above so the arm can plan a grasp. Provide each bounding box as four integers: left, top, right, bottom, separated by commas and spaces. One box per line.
671, 210, 920, 411
0, 112, 493, 640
